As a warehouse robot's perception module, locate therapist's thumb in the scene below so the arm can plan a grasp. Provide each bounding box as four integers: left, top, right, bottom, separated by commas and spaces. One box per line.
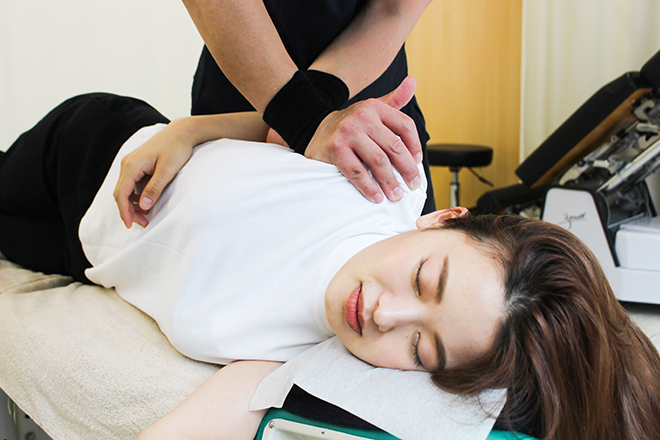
379, 76, 417, 110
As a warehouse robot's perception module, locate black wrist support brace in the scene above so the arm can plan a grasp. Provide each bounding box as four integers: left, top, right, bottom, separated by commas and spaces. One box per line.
263, 70, 349, 155
306, 69, 350, 109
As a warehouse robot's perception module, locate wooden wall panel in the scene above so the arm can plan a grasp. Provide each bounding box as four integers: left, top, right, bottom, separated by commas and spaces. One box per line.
407, 0, 523, 209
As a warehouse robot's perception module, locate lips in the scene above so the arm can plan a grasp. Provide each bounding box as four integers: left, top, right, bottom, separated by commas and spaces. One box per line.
345, 284, 363, 335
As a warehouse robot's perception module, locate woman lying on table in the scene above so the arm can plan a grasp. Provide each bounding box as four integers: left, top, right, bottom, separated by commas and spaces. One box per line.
1, 78, 659, 440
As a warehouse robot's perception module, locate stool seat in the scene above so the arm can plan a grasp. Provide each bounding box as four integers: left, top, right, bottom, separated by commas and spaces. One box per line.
426, 143, 494, 208
427, 143, 493, 168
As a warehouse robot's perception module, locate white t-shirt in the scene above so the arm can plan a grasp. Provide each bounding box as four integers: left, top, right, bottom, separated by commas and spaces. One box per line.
79, 124, 427, 364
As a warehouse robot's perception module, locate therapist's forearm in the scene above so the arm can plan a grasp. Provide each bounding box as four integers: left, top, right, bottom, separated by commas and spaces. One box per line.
182, 0, 297, 113
310, 0, 432, 98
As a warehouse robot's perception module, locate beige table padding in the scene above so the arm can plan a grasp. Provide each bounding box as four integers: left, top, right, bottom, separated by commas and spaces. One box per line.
0, 255, 219, 440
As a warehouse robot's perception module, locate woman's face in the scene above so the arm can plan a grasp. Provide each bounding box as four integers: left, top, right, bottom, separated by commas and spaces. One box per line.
325, 228, 505, 372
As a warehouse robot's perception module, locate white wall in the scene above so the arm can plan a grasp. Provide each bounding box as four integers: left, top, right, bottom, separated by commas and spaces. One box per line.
521, 0, 660, 201
0, 1, 203, 151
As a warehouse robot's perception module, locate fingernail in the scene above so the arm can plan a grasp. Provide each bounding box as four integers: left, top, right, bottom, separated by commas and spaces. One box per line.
415, 152, 422, 163
140, 197, 153, 210
372, 193, 384, 203
392, 187, 403, 201
411, 176, 421, 189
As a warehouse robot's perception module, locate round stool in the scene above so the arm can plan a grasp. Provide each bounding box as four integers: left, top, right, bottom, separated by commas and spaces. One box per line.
427, 143, 493, 208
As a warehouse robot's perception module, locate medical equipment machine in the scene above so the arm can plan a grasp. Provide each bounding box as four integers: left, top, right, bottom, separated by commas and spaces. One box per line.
477, 49, 660, 304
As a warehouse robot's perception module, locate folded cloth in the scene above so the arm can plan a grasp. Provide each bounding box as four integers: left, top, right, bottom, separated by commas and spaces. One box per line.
251, 337, 507, 440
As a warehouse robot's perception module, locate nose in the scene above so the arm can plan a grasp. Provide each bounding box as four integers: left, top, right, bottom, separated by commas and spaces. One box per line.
372, 293, 420, 332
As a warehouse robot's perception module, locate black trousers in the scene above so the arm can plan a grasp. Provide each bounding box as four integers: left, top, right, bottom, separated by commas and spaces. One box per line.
0, 93, 169, 283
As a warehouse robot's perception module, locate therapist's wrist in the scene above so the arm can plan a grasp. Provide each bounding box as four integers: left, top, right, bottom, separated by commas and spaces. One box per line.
263, 70, 349, 155
263, 70, 333, 155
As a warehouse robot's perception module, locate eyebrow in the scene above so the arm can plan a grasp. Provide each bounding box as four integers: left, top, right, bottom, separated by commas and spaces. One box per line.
435, 255, 449, 304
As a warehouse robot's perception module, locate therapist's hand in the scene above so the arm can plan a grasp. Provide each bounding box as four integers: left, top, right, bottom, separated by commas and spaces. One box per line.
305, 76, 422, 203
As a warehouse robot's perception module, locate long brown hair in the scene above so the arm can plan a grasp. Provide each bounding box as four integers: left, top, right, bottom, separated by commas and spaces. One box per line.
435, 214, 660, 440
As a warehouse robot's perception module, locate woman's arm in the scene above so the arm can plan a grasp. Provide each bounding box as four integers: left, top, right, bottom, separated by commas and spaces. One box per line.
138, 360, 282, 440
114, 112, 269, 228
115, 76, 420, 228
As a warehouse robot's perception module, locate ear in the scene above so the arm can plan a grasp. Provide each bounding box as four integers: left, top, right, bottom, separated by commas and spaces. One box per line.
415, 207, 469, 230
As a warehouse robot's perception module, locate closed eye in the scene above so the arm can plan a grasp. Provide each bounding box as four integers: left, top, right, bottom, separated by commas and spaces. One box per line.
412, 332, 423, 368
